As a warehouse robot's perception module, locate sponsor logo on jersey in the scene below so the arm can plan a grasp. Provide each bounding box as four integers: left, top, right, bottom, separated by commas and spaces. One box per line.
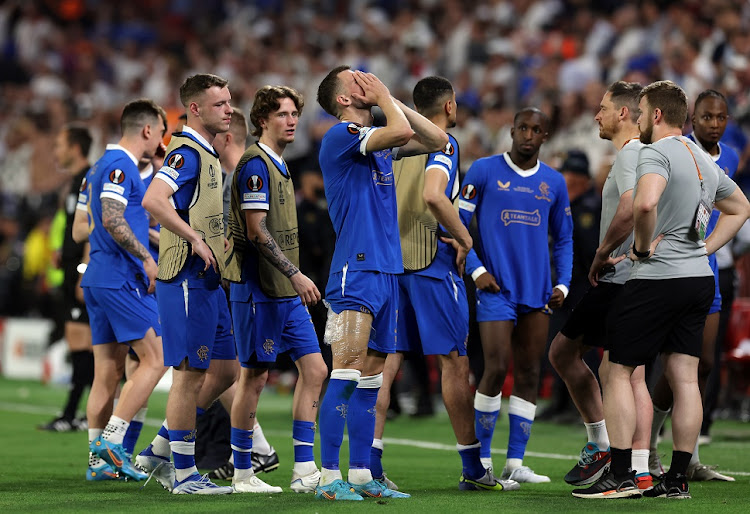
497, 180, 510, 190
160, 166, 180, 180
500, 209, 541, 227
248, 175, 264, 192
435, 154, 453, 168
372, 169, 394, 186
103, 183, 125, 195
109, 169, 125, 184
167, 153, 185, 169
461, 184, 476, 200
535, 181, 551, 202
243, 192, 266, 202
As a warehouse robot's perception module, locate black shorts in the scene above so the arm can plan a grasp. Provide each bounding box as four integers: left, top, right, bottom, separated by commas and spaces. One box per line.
608, 276, 714, 367
560, 281, 623, 349
62, 265, 89, 324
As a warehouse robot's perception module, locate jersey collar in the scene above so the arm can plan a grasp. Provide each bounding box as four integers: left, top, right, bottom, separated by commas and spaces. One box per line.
258, 142, 288, 175
182, 125, 217, 154
106, 144, 138, 166
688, 133, 721, 162
503, 152, 539, 178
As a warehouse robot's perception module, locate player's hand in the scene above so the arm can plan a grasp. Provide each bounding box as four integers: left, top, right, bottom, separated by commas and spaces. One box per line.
548, 287, 565, 309
588, 250, 627, 287
290, 272, 321, 307
628, 233, 664, 262
191, 238, 217, 273
440, 236, 472, 276
475, 272, 500, 293
143, 256, 158, 294
352, 71, 390, 106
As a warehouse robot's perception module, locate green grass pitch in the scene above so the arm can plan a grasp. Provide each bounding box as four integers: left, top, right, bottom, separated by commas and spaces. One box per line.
1, 377, 748, 512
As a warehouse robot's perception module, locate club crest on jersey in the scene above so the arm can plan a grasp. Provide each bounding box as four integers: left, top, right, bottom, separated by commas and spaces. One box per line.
183, 429, 197, 442
535, 181, 551, 202
263, 338, 275, 355
461, 184, 477, 200
497, 180, 510, 190
248, 175, 264, 192
167, 153, 185, 169
443, 141, 455, 155
197, 345, 209, 362
109, 169, 125, 184
79, 177, 88, 192
336, 404, 348, 419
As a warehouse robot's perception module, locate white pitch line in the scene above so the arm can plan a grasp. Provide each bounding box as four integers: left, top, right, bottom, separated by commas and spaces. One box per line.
4, 401, 750, 477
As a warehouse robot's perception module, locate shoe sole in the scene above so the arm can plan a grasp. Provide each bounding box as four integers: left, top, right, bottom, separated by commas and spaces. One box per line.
572, 489, 642, 499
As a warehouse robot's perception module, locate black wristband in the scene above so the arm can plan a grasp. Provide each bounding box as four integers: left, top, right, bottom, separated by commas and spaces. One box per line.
633, 247, 650, 258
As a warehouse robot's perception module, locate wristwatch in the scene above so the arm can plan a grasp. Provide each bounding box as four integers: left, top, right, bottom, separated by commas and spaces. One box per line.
632, 247, 650, 259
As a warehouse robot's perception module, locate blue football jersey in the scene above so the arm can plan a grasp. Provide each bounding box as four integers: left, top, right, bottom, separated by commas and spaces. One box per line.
229, 146, 290, 304
415, 133, 462, 279
460, 153, 573, 308
79, 144, 149, 288
153, 127, 222, 288
319, 122, 403, 275
687, 135, 739, 235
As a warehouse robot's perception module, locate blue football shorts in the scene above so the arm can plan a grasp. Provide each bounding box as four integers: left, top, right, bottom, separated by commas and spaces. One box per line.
156, 282, 236, 370
325, 269, 398, 354
396, 271, 468, 356
83, 281, 161, 346
232, 296, 320, 368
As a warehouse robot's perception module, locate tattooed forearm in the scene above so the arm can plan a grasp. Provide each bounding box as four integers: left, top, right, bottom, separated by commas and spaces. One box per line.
101, 197, 152, 262
252, 215, 299, 278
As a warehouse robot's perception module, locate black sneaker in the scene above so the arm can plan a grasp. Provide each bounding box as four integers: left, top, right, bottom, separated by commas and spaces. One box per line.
643, 475, 690, 499
37, 416, 76, 432
251, 448, 280, 473
572, 471, 642, 499
208, 461, 234, 481
564, 442, 611, 486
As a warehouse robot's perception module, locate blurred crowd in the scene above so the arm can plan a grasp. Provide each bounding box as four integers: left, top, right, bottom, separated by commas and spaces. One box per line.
2, 0, 750, 412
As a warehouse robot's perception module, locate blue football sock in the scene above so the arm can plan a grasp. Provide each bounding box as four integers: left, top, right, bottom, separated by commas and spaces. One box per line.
231, 427, 254, 471
122, 420, 143, 456
507, 395, 536, 461
292, 420, 315, 464
319, 370, 359, 470
370, 444, 384, 479
348, 374, 381, 469
474, 392, 502, 459
457, 441, 486, 480
169, 429, 197, 482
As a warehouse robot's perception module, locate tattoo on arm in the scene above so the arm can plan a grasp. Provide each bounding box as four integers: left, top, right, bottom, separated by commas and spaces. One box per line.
252, 215, 299, 278
312, 400, 319, 408
101, 197, 152, 262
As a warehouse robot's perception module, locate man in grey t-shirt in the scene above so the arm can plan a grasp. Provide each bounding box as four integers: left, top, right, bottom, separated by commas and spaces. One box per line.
574, 81, 750, 500
550, 81, 653, 490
